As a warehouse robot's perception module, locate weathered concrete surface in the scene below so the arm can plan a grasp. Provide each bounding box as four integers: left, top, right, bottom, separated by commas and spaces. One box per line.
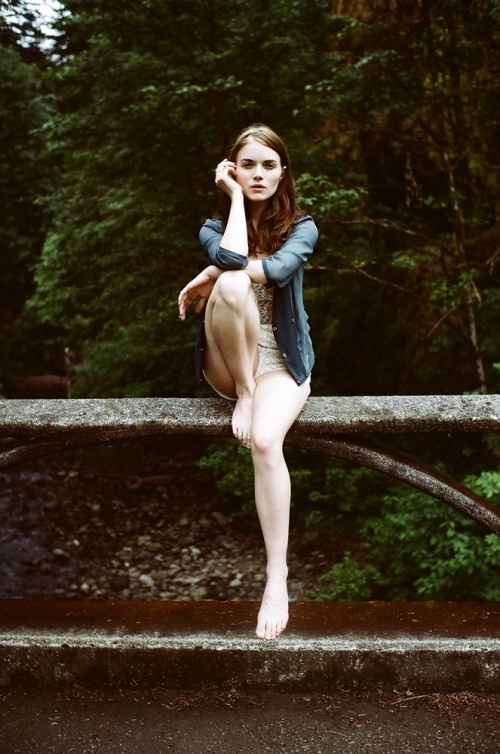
1, 395, 500, 437
1, 600, 499, 693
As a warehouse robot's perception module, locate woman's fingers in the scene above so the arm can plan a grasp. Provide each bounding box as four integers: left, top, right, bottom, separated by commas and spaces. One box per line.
215, 160, 239, 194
195, 296, 207, 314
216, 159, 236, 176
178, 289, 192, 320
178, 270, 216, 320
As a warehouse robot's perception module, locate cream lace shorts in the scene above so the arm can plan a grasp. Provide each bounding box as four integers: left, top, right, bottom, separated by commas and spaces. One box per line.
203, 323, 287, 401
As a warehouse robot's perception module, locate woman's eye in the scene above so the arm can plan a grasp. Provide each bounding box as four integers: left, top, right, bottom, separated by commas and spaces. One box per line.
239, 162, 277, 169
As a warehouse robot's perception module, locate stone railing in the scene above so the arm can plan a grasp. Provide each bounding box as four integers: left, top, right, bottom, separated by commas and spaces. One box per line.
1, 395, 500, 534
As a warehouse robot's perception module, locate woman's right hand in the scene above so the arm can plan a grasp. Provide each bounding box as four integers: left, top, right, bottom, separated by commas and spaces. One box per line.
178, 266, 220, 321
215, 159, 242, 199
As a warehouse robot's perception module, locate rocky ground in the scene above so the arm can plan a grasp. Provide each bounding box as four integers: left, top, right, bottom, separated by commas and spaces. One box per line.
0, 435, 330, 603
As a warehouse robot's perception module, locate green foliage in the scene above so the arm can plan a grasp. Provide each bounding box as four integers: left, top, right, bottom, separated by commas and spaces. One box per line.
362, 488, 500, 601
2, 0, 498, 397
197, 439, 257, 520
301, 0, 500, 395
0, 46, 50, 311
309, 462, 500, 602
199, 439, 500, 602
314, 554, 381, 601
0, 8, 55, 382
22, 0, 342, 396
466, 469, 500, 502
304, 463, 377, 539
296, 175, 368, 222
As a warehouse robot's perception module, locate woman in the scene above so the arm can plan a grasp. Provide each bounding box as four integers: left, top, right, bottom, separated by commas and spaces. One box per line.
178, 124, 318, 640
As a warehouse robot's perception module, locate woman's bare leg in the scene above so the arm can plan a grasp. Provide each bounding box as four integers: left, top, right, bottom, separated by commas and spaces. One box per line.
203, 271, 260, 447
251, 370, 311, 640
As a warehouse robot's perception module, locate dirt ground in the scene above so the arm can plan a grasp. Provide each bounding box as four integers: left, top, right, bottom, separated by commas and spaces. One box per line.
0, 686, 499, 754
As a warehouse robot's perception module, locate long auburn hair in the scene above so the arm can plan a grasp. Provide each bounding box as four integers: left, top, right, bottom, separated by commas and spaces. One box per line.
217, 124, 303, 255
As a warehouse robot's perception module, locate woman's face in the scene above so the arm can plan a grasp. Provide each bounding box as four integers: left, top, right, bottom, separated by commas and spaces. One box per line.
234, 138, 284, 204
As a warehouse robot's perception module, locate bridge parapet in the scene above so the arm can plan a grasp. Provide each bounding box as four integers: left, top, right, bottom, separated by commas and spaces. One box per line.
1, 394, 500, 436
1, 395, 500, 533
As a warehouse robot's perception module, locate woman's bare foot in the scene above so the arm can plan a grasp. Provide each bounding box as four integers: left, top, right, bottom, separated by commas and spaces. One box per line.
232, 388, 254, 448
256, 575, 289, 640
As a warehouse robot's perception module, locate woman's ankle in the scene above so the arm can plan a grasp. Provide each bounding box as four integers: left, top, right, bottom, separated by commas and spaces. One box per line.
265, 565, 288, 582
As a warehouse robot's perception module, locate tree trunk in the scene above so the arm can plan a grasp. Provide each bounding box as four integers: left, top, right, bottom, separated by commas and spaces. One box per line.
444, 152, 489, 395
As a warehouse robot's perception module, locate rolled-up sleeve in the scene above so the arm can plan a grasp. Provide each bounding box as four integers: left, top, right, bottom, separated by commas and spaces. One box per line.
199, 220, 249, 270
262, 217, 318, 288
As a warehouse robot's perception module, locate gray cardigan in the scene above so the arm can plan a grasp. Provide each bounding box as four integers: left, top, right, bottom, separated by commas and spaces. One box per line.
195, 215, 318, 386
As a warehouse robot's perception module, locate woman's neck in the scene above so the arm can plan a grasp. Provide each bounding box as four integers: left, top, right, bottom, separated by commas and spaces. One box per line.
248, 201, 267, 230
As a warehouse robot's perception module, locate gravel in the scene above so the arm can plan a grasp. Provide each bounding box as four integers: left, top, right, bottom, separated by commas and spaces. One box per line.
0, 436, 330, 602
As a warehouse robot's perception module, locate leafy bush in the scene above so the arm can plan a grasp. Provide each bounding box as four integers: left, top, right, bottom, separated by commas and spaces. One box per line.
358, 487, 500, 601
197, 440, 257, 521
199, 440, 500, 601
314, 553, 380, 601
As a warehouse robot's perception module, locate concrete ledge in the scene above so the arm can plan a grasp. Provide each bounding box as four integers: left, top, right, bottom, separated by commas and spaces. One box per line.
2, 395, 500, 437
1, 600, 499, 693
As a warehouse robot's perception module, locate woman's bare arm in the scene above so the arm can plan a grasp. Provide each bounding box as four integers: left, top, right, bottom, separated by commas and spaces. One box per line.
216, 160, 249, 257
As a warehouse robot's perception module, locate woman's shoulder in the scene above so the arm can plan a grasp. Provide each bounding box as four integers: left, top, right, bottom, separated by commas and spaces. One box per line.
294, 214, 315, 227
291, 215, 318, 241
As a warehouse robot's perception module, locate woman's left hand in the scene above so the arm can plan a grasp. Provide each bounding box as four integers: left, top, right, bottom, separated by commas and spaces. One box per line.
178, 267, 219, 320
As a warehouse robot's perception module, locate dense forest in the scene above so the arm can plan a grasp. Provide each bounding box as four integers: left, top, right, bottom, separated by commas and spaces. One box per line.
1, 0, 499, 600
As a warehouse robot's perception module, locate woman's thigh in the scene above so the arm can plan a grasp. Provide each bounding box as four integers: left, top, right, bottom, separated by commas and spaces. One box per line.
203, 272, 260, 397
252, 369, 311, 445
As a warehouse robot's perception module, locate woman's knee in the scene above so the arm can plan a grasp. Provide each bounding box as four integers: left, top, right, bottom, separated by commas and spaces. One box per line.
213, 270, 252, 308
252, 430, 284, 467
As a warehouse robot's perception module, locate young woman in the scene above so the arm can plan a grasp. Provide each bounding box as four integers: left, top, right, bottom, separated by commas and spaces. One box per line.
178, 124, 318, 640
